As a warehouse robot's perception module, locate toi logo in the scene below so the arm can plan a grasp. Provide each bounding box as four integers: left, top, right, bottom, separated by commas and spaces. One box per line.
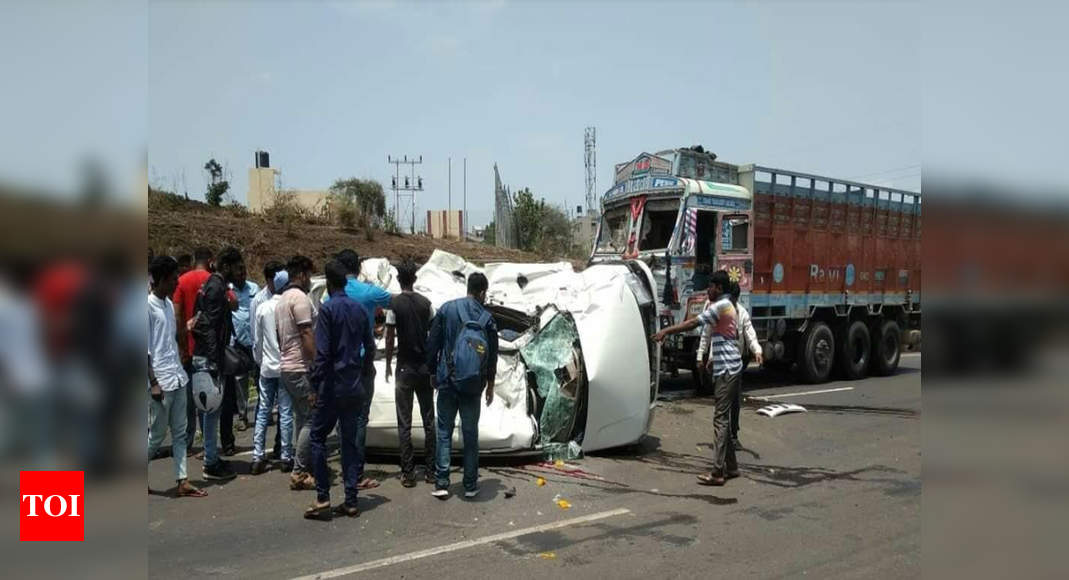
19, 471, 84, 541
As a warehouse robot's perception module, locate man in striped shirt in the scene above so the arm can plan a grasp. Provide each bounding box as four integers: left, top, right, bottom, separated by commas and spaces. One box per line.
653, 270, 741, 486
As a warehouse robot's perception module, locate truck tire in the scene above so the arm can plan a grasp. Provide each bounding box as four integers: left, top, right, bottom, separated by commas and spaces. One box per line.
870, 320, 901, 376
799, 321, 835, 384
837, 320, 871, 380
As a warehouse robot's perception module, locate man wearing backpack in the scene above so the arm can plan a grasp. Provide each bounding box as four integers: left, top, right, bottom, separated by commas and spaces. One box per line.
425, 272, 498, 500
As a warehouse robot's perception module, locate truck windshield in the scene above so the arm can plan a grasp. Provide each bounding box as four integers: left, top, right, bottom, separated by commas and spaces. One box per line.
639, 199, 680, 251
596, 206, 630, 253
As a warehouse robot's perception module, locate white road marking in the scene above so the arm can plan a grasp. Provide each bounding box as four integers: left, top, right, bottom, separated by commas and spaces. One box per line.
901, 352, 921, 358
750, 386, 854, 400
290, 508, 632, 579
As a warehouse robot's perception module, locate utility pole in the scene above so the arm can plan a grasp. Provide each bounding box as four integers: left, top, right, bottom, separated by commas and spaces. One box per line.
448, 157, 452, 238
387, 154, 423, 234
584, 126, 597, 216
463, 157, 467, 239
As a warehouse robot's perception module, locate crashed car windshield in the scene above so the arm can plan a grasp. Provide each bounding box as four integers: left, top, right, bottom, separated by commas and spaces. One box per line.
309, 250, 660, 458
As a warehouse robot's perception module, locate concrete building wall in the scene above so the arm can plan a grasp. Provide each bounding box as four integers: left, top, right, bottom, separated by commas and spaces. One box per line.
427, 209, 464, 239
247, 167, 329, 213
573, 212, 598, 255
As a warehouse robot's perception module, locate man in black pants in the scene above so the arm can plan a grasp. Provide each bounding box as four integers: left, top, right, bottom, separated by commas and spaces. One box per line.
384, 260, 436, 487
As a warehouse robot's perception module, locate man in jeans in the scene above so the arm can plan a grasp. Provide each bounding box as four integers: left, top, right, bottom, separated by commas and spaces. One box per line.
653, 270, 741, 486
173, 246, 212, 453
333, 249, 393, 490
276, 255, 318, 491
250, 269, 293, 475
191, 247, 244, 481
147, 255, 206, 497
426, 272, 498, 500
250, 260, 286, 459
229, 262, 260, 433
384, 260, 436, 487
304, 260, 377, 518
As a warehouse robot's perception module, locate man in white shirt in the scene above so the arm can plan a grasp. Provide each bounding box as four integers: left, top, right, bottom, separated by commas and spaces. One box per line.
698, 281, 763, 450
250, 269, 294, 475
148, 256, 206, 497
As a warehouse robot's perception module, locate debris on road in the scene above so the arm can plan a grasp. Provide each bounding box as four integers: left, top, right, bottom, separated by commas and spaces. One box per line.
756, 403, 807, 417
505, 486, 517, 498
539, 552, 557, 560
536, 477, 546, 486
552, 494, 572, 509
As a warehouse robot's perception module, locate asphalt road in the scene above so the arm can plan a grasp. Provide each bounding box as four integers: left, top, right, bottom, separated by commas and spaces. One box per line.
148, 354, 920, 579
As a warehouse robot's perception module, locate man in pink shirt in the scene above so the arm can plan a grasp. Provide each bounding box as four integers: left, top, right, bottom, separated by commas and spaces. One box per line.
276, 255, 318, 490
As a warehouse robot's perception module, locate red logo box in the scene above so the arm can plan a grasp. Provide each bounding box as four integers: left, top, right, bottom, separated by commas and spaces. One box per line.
19, 471, 84, 541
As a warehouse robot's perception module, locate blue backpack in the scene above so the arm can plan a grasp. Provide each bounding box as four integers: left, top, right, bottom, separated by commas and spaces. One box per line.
448, 308, 493, 394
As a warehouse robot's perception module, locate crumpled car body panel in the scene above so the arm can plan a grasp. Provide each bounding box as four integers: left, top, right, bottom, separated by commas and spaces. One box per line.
309, 250, 659, 455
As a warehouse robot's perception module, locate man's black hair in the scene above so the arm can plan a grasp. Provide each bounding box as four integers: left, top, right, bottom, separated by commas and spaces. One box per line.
217, 246, 243, 270
467, 272, 489, 295
193, 247, 213, 264
324, 259, 348, 291
149, 255, 179, 287
334, 249, 361, 275
709, 270, 731, 292
286, 255, 314, 278
177, 254, 193, 268
728, 281, 741, 303
263, 260, 284, 283
396, 260, 419, 289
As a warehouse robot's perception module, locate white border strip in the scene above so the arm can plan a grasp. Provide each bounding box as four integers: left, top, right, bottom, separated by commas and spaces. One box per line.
750, 386, 854, 400
290, 508, 632, 579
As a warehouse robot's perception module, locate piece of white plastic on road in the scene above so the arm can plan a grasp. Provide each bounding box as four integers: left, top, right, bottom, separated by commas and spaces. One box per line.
755, 403, 808, 417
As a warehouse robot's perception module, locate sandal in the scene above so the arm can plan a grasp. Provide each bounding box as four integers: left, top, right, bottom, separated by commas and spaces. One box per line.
304, 500, 331, 520
697, 473, 727, 486
357, 478, 380, 490
177, 484, 208, 498
333, 503, 359, 517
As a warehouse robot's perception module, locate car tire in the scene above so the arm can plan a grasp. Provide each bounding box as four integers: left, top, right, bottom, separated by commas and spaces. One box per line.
870, 320, 901, 376
799, 321, 835, 384
837, 320, 871, 380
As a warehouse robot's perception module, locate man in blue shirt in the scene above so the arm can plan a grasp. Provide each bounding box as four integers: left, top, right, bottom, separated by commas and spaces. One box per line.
426, 272, 498, 500
305, 260, 377, 519
334, 249, 393, 490
334, 249, 393, 319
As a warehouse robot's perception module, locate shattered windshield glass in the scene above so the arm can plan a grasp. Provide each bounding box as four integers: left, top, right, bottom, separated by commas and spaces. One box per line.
595, 206, 629, 253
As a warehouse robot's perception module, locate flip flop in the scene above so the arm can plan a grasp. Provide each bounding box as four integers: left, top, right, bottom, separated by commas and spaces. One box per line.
697, 473, 726, 486
304, 501, 331, 520
357, 478, 380, 490
333, 504, 359, 517
177, 486, 208, 498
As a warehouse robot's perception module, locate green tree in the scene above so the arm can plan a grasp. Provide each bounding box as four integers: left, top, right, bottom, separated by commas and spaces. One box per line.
540, 204, 573, 257
513, 187, 545, 252
483, 220, 496, 245
329, 178, 386, 234
203, 158, 229, 207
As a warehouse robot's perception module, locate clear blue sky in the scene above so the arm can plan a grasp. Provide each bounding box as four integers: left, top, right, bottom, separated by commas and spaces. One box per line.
148, 1, 919, 227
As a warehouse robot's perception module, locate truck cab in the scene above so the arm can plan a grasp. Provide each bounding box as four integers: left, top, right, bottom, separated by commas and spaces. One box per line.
590, 147, 753, 378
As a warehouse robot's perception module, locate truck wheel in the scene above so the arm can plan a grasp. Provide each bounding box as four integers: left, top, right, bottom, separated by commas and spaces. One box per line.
870, 320, 901, 376
799, 321, 835, 384
837, 320, 871, 380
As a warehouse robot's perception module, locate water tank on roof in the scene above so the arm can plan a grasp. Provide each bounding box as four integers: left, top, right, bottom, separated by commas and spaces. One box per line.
255, 150, 270, 168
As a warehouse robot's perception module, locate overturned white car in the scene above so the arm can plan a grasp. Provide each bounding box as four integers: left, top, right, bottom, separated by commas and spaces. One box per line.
309, 250, 660, 456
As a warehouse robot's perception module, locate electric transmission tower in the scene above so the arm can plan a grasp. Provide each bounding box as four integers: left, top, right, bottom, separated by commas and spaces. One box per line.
387, 155, 423, 234
584, 127, 596, 215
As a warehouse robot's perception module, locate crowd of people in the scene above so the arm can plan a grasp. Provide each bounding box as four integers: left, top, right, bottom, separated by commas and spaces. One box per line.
147, 246, 498, 516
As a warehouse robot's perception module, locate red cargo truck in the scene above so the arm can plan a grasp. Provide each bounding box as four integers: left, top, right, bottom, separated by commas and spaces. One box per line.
590, 147, 921, 383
